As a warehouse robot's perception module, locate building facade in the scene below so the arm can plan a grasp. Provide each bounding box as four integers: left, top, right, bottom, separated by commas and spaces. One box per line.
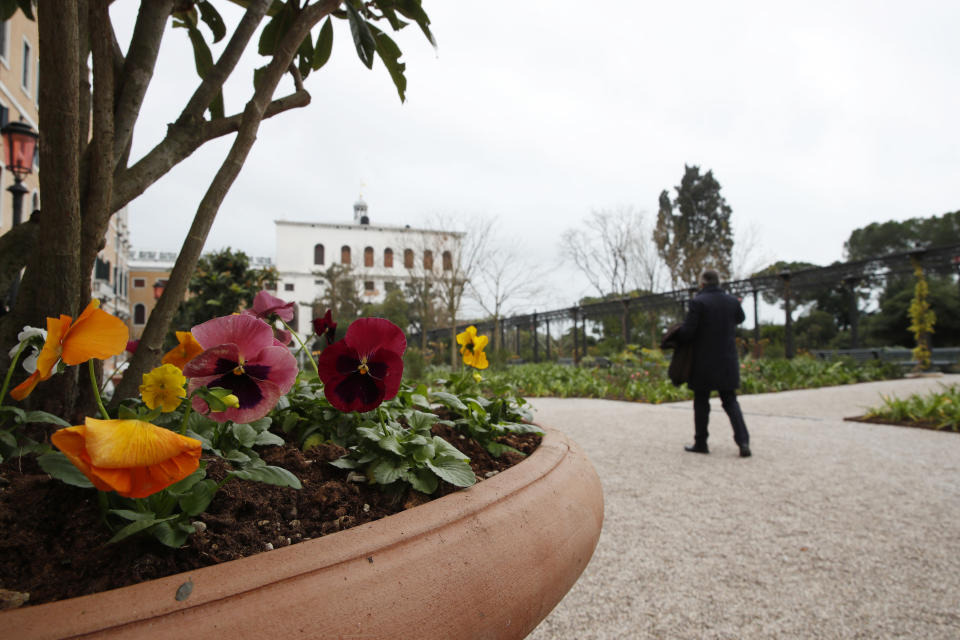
0, 11, 39, 237
275, 200, 462, 334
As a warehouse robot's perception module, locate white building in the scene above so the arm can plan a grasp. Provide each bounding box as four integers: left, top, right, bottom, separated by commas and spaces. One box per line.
275, 199, 462, 334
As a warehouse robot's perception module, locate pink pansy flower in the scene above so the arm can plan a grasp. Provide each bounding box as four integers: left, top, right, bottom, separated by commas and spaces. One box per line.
183, 314, 298, 423
243, 290, 295, 345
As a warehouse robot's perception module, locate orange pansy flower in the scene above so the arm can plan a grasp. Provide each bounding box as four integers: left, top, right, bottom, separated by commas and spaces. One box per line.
10, 301, 129, 401
51, 418, 202, 499
162, 331, 204, 369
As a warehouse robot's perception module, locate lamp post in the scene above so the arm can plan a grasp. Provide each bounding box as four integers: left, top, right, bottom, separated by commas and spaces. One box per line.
2, 119, 39, 310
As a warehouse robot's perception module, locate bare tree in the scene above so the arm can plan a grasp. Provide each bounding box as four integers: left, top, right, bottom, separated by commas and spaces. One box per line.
468, 234, 549, 352
560, 207, 646, 298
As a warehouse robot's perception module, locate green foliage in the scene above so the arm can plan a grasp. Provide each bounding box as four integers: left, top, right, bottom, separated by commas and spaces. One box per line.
364, 287, 411, 333
863, 384, 960, 431
458, 352, 902, 402
315, 263, 364, 329
275, 374, 536, 494
170, 248, 277, 339
654, 165, 735, 287
844, 210, 960, 261
908, 263, 936, 370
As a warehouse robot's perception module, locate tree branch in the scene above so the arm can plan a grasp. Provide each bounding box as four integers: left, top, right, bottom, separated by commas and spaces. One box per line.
113, 0, 339, 403
110, 89, 310, 214
178, 0, 271, 124
112, 0, 174, 165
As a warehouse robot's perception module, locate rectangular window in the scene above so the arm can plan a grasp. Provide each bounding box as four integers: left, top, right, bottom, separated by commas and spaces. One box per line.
21, 40, 31, 94
384, 281, 397, 292
133, 278, 145, 288
364, 281, 375, 292
284, 283, 294, 291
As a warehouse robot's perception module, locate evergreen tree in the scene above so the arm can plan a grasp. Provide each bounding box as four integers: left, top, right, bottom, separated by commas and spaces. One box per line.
654, 165, 735, 287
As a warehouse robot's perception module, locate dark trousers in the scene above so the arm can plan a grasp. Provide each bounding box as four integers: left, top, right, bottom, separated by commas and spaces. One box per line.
693, 389, 749, 446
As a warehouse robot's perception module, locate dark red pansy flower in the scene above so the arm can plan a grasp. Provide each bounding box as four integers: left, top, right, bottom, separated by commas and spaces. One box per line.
312, 309, 338, 346
125, 339, 139, 354
316, 318, 405, 412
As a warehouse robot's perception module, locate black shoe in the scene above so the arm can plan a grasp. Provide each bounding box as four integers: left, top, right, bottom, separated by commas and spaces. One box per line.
739, 444, 751, 458
684, 444, 709, 454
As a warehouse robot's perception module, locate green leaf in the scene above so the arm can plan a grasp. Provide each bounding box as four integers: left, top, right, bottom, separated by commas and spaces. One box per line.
23, 410, 72, 427
281, 413, 301, 433
370, 457, 405, 485
224, 450, 252, 464
430, 391, 467, 412
0, 406, 26, 422
183, 22, 224, 119
377, 433, 403, 455
312, 17, 334, 70
431, 435, 469, 461
426, 457, 476, 487
248, 417, 272, 432
230, 465, 302, 489
345, 3, 376, 68
152, 521, 194, 548
258, 1, 295, 56
329, 457, 357, 469
197, 0, 226, 42
179, 479, 218, 516
254, 430, 285, 447
408, 410, 438, 431
410, 393, 431, 410
232, 422, 258, 448
483, 441, 522, 458
405, 468, 438, 494
117, 405, 139, 420
0, 429, 16, 447
369, 24, 407, 102
37, 452, 94, 488
108, 509, 156, 522
106, 515, 178, 545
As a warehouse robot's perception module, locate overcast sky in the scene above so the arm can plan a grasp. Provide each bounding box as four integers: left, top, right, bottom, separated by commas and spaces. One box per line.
113, 1, 960, 314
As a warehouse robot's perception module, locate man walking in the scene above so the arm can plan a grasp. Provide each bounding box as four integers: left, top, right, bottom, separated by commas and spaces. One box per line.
674, 269, 751, 457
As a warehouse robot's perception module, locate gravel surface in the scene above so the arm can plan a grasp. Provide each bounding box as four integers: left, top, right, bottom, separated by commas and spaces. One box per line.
526, 375, 960, 639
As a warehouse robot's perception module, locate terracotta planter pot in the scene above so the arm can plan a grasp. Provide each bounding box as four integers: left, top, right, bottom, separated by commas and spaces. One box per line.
3, 426, 603, 639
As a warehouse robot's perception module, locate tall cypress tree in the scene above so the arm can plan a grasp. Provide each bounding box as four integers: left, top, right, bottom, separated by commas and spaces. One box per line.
654, 165, 734, 287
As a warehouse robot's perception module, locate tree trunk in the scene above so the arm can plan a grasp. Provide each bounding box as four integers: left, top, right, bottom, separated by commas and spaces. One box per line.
0, 2, 84, 419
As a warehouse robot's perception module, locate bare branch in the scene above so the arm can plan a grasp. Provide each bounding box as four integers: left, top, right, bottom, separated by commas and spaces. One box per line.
113, 0, 175, 164
110, 90, 311, 213
178, 0, 272, 123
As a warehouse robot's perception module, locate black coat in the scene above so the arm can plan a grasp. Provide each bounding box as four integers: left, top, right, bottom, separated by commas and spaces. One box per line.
674, 285, 745, 391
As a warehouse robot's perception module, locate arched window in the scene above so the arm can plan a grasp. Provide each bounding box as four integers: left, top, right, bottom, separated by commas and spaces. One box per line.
341, 245, 351, 265
404, 249, 414, 269
133, 303, 146, 325
383, 248, 393, 268
442, 251, 453, 271
364, 246, 374, 267
314, 243, 325, 265
423, 250, 433, 271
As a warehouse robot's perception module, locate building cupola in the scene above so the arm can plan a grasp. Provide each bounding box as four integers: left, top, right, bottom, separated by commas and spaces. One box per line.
354, 197, 369, 225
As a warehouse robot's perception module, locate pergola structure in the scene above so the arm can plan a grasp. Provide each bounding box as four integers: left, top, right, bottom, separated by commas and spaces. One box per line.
418, 243, 960, 362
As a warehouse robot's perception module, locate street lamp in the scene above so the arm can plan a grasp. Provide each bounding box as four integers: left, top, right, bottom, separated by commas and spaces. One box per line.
2, 120, 39, 227
2, 120, 39, 311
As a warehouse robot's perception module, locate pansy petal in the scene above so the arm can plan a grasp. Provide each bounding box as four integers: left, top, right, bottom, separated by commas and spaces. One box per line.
9, 371, 42, 401
191, 314, 275, 354
61, 303, 129, 364
81, 418, 201, 468
246, 344, 299, 394
330, 373, 384, 412
162, 331, 205, 369
473, 334, 489, 351
33, 315, 73, 379
216, 379, 282, 424
316, 340, 353, 387
374, 348, 405, 402
182, 344, 242, 378
344, 318, 406, 358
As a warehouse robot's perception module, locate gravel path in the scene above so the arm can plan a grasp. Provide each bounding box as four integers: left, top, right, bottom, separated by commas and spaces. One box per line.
526, 375, 960, 640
